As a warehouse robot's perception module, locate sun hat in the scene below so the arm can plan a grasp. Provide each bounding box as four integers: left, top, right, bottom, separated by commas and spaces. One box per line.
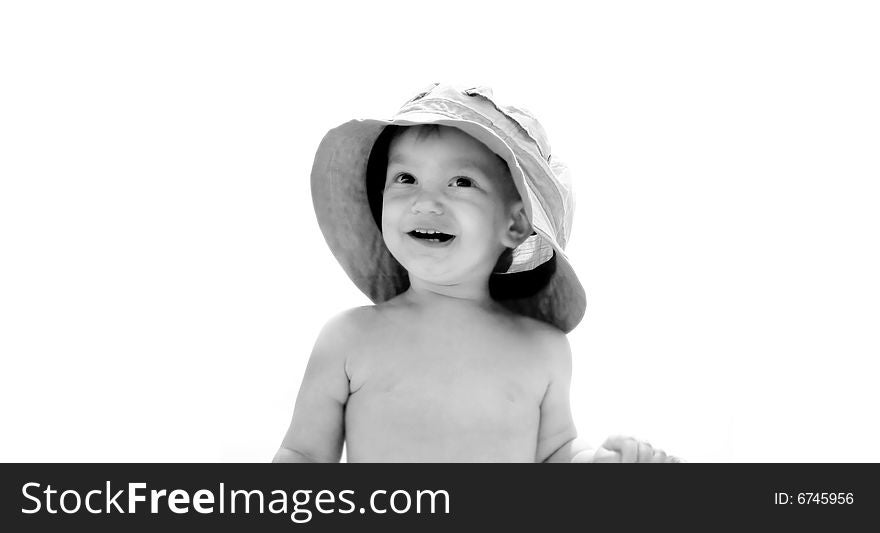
310, 83, 586, 333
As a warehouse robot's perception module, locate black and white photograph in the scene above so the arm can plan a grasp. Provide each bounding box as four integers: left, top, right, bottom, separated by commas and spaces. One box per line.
2, 0, 878, 472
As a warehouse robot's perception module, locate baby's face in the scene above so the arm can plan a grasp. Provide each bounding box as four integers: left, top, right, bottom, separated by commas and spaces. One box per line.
381, 126, 524, 287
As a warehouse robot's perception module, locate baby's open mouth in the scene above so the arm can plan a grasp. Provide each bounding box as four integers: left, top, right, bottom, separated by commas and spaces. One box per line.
407, 229, 455, 243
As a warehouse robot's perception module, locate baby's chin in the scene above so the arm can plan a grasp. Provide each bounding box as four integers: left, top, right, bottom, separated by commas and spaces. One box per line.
385, 240, 501, 288
400, 264, 459, 286
403, 262, 496, 289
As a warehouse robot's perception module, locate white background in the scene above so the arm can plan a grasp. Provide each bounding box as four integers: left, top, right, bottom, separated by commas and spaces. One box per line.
1, 1, 878, 462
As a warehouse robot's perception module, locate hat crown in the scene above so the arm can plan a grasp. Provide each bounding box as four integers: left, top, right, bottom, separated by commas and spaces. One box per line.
400, 83, 552, 160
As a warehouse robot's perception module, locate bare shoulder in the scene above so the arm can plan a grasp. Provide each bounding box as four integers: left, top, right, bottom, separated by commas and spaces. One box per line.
510, 315, 572, 375
320, 305, 378, 334
312, 305, 379, 357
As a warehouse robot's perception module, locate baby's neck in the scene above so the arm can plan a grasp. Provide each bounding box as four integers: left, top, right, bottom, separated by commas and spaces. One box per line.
400, 282, 496, 312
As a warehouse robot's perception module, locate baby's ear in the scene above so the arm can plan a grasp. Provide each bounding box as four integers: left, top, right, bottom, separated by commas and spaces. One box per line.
502, 201, 531, 248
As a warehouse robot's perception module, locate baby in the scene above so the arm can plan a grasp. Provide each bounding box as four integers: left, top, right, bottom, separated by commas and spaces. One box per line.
274, 84, 678, 463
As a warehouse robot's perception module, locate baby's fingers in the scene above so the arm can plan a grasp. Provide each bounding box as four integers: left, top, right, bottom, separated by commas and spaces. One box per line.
600, 435, 640, 462
591, 447, 622, 463
649, 448, 667, 463
637, 441, 654, 462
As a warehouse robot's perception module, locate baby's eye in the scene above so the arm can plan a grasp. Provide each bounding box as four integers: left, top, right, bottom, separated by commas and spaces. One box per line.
393, 173, 416, 185
450, 176, 475, 188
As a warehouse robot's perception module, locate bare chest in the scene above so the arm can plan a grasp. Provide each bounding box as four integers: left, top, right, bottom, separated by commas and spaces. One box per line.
342, 331, 548, 461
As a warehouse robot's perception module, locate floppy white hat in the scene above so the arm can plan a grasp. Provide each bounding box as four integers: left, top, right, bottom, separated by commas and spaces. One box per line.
310, 83, 586, 332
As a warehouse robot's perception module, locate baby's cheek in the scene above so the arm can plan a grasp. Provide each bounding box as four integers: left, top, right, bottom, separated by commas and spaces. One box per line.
380, 201, 402, 231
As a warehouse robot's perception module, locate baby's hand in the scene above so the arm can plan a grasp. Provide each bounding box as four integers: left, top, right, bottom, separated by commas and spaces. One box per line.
574, 435, 682, 463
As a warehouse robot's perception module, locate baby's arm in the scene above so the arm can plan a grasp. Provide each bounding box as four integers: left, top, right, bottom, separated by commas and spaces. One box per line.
273, 312, 354, 463
534, 331, 590, 462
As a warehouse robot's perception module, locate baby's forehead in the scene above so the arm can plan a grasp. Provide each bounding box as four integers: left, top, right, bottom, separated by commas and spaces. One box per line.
388, 125, 511, 176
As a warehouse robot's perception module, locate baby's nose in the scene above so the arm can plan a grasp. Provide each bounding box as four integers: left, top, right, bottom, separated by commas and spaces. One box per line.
411, 191, 444, 215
